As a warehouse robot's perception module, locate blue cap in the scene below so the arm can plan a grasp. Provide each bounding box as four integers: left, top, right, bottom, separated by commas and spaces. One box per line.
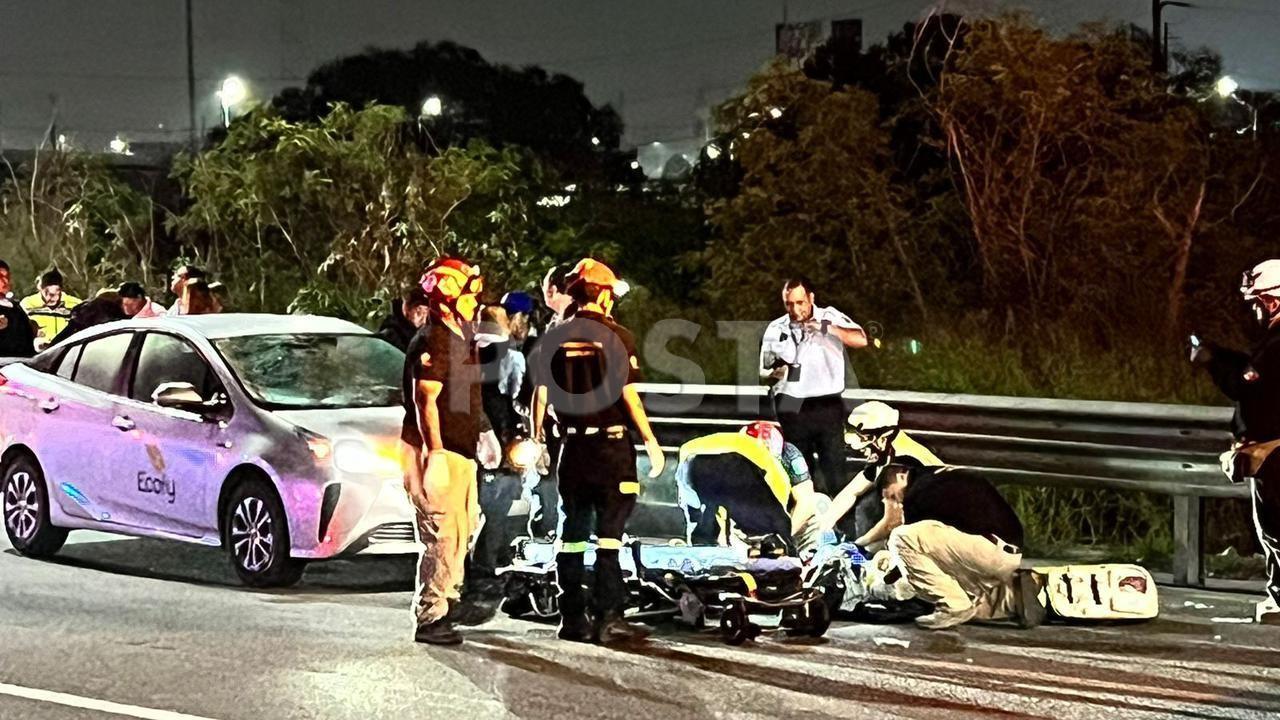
501, 291, 535, 315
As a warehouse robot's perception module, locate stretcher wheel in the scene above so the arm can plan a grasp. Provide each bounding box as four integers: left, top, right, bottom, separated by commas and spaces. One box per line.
806, 597, 831, 638
720, 600, 751, 645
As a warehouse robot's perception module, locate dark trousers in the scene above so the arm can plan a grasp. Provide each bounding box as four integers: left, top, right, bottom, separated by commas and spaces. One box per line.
556, 432, 638, 618
1253, 456, 1280, 606
530, 430, 563, 538
464, 469, 522, 598
683, 460, 794, 552
773, 393, 848, 496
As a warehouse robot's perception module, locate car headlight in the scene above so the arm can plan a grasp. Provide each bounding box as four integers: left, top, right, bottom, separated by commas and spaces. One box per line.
334, 440, 400, 476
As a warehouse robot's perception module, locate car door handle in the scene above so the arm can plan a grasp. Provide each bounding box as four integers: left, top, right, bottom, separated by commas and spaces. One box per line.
111, 416, 136, 432
38, 398, 59, 413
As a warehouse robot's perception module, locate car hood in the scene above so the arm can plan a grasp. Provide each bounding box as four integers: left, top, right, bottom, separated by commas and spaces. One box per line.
272, 406, 403, 442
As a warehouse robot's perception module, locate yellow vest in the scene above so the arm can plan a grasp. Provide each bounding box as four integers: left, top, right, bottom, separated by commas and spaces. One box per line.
20, 293, 82, 340
678, 432, 792, 506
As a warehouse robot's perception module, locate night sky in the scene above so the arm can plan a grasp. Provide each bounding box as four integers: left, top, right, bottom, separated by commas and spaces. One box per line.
1, 0, 1277, 152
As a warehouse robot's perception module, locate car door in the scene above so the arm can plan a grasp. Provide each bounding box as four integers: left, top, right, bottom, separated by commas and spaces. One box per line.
111, 331, 233, 538
37, 331, 138, 526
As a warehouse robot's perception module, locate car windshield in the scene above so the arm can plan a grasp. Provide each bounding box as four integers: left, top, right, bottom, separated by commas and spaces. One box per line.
214, 333, 404, 409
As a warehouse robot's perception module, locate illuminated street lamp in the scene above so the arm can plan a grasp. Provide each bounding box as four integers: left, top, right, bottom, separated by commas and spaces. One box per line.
217, 75, 248, 128
1214, 75, 1258, 137
108, 134, 132, 155
421, 95, 443, 118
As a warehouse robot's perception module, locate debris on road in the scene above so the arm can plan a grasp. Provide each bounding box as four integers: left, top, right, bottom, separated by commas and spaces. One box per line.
873, 636, 911, 649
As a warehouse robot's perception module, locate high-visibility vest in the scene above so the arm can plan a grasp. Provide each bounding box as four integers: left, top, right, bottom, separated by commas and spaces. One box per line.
20, 293, 82, 340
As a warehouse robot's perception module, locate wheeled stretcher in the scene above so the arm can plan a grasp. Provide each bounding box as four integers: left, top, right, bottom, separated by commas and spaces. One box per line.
498, 538, 861, 643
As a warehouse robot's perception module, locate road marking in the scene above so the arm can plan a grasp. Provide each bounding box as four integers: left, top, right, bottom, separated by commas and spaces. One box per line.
0, 682, 218, 720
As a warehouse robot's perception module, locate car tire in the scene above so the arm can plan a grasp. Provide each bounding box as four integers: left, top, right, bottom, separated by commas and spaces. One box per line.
2, 455, 69, 558
223, 478, 306, 588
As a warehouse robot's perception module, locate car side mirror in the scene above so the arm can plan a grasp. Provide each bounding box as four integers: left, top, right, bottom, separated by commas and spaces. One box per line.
152, 382, 207, 411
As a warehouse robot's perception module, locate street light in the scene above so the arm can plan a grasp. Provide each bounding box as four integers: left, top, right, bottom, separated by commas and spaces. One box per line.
217, 75, 248, 128
421, 95, 443, 118
108, 134, 132, 155
1152, 1, 1193, 73
1214, 75, 1258, 136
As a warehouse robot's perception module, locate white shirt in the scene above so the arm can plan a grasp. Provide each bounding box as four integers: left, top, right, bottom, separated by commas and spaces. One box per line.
759, 305, 860, 398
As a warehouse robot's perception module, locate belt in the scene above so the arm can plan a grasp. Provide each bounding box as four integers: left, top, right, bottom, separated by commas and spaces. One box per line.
562, 425, 627, 436
986, 534, 1021, 555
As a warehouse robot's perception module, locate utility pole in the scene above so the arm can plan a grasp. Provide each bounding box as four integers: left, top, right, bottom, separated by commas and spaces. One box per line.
1164, 22, 1170, 73
186, 0, 197, 148
1152, 0, 1192, 73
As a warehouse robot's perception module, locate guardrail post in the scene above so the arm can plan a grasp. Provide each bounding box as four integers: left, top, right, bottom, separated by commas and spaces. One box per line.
1172, 495, 1204, 587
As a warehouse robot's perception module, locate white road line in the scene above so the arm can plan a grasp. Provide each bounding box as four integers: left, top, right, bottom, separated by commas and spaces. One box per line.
0, 682, 218, 720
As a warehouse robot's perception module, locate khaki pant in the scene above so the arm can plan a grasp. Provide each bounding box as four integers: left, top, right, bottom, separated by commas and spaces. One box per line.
403, 444, 479, 625
889, 520, 1021, 620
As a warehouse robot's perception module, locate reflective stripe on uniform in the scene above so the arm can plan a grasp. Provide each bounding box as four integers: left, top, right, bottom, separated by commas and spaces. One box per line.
618, 481, 640, 495
737, 572, 758, 597
560, 540, 589, 553
597, 537, 623, 550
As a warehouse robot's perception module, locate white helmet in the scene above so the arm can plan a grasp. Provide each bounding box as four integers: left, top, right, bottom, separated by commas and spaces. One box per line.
844, 401, 901, 461
1242, 259, 1280, 324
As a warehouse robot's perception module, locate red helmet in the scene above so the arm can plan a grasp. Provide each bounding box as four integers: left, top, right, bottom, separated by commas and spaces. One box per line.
742, 421, 784, 458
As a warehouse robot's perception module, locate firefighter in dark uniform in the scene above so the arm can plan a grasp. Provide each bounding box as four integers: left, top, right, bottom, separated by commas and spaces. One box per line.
1192, 258, 1280, 625
531, 258, 665, 644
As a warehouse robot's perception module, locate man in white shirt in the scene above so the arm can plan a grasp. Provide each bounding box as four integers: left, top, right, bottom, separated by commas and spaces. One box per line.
759, 277, 868, 494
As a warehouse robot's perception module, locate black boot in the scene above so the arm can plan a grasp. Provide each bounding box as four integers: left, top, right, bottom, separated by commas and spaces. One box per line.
414, 618, 463, 645
558, 612, 593, 642
445, 597, 499, 627
1013, 569, 1047, 629
594, 611, 649, 645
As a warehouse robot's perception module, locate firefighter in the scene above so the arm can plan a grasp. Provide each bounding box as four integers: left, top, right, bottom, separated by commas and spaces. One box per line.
530, 258, 664, 644
402, 257, 501, 645
1192, 258, 1280, 625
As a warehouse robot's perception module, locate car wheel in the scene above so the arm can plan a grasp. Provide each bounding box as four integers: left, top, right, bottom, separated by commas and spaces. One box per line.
224, 479, 306, 588
2, 455, 69, 558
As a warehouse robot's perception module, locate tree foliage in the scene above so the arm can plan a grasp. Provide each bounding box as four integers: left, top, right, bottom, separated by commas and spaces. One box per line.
702, 62, 944, 328
271, 40, 626, 180
0, 150, 157, 295
171, 103, 550, 320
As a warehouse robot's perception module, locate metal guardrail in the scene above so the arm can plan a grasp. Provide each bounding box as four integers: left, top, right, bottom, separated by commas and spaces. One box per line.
636, 384, 1242, 587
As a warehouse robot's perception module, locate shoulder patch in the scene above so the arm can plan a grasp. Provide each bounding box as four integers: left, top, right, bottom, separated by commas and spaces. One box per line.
420, 351, 433, 368
630, 355, 640, 370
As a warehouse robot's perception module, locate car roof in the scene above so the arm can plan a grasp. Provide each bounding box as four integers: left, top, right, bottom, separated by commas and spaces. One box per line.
78, 313, 373, 341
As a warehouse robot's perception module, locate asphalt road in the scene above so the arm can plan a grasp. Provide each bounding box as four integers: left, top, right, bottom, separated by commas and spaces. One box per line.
1, 531, 1278, 720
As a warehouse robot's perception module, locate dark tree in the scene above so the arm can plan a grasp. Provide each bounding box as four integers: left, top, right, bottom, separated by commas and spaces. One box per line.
272, 40, 627, 178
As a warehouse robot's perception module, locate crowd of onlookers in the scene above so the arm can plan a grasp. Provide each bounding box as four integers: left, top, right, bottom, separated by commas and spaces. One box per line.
0, 259, 227, 358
